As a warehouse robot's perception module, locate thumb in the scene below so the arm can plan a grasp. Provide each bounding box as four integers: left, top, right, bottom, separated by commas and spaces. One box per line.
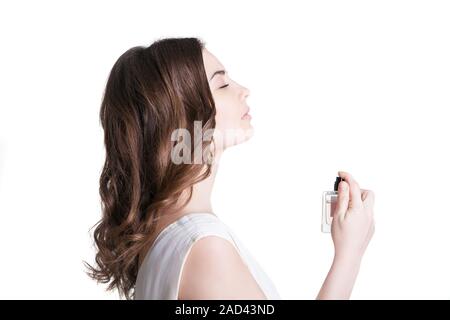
334, 180, 349, 220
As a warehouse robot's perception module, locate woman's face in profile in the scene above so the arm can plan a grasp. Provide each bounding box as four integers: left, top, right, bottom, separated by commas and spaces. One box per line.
202, 48, 253, 149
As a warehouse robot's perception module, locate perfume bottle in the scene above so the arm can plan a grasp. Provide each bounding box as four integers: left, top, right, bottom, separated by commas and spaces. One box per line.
321, 177, 343, 233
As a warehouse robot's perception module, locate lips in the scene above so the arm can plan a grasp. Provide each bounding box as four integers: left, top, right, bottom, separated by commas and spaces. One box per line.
241, 107, 250, 118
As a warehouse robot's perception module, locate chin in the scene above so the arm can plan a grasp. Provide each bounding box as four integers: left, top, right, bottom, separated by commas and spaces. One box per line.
238, 125, 254, 144
240, 122, 253, 134
221, 126, 254, 148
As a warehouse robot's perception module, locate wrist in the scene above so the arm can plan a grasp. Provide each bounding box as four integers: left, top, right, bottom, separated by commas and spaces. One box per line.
333, 253, 362, 270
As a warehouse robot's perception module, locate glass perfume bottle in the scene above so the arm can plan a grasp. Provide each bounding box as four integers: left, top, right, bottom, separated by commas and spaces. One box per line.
321, 177, 343, 233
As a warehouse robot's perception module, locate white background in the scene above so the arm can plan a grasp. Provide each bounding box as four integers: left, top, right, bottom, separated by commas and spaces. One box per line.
0, 0, 449, 299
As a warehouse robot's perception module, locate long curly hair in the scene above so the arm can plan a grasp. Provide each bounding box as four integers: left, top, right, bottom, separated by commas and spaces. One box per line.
84, 37, 217, 299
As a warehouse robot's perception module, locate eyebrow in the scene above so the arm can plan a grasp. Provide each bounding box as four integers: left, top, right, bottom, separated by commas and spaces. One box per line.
209, 69, 226, 81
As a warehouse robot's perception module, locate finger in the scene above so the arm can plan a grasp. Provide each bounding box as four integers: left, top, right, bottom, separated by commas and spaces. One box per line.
363, 219, 375, 250
360, 189, 374, 200
369, 220, 375, 240
361, 189, 375, 209
334, 180, 350, 221
338, 171, 363, 208
360, 188, 368, 197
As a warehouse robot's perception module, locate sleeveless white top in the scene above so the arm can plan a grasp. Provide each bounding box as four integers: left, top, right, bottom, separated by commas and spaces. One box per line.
134, 213, 281, 300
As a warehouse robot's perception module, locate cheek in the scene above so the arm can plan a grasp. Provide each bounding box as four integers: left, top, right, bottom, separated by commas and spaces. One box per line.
213, 96, 241, 131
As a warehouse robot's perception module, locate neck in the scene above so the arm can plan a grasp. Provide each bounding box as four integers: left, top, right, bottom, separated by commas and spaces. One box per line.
178, 151, 222, 216
138, 151, 223, 269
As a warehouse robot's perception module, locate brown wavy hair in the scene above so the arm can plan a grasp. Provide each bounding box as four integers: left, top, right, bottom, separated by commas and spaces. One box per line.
84, 37, 217, 299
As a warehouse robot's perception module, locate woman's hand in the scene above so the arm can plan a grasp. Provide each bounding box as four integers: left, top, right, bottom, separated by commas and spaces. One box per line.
317, 171, 375, 299
331, 171, 375, 264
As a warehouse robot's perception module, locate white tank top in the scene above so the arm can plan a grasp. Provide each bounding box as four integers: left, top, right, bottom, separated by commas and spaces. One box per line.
134, 212, 281, 300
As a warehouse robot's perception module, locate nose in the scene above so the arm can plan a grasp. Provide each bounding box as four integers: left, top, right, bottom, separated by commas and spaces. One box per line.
240, 84, 250, 100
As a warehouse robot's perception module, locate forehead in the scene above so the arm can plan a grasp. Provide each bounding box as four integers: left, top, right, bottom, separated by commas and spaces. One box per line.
202, 48, 225, 79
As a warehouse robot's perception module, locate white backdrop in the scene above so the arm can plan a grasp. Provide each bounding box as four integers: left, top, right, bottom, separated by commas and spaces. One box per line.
0, 0, 449, 299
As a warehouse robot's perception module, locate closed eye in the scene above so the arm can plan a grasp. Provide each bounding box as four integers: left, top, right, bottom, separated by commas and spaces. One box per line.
219, 84, 229, 89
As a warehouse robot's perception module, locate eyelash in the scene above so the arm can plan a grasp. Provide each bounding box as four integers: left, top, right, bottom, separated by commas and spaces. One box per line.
219, 84, 229, 89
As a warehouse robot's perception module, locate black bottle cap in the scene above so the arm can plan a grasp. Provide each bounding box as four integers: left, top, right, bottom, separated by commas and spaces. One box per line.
334, 176, 343, 191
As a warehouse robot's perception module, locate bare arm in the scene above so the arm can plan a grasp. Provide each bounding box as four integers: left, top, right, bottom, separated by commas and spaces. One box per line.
178, 235, 267, 300
317, 255, 361, 299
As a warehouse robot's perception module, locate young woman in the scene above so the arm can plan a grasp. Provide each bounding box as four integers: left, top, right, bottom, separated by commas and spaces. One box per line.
85, 37, 375, 300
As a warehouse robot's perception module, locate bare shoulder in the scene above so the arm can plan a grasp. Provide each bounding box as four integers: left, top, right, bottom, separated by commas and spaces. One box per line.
177, 235, 267, 300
